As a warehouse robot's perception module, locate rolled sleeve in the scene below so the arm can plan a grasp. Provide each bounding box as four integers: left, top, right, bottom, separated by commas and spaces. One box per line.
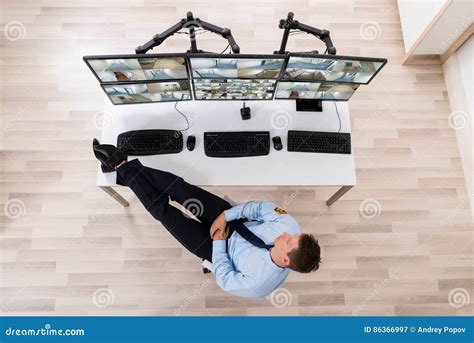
223, 207, 239, 222
224, 201, 278, 222
212, 240, 227, 255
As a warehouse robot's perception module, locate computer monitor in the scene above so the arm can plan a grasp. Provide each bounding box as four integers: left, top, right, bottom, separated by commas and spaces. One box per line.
84, 54, 189, 83
282, 53, 387, 84
189, 54, 286, 100
193, 79, 277, 100
275, 81, 359, 101
102, 81, 191, 105
84, 53, 191, 105
189, 54, 286, 79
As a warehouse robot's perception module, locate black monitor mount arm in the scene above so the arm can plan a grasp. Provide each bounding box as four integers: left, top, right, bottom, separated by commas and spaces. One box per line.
274, 12, 336, 55
135, 11, 240, 54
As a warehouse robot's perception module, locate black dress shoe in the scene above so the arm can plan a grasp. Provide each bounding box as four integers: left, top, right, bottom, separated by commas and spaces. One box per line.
92, 138, 128, 173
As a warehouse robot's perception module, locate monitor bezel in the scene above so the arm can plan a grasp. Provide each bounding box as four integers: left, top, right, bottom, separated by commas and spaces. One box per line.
100, 80, 192, 106
281, 53, 388, 85
191, 78, 278, 101
83, 53, 190, 85
274, 81, 360, 102
187, 53, 288, 80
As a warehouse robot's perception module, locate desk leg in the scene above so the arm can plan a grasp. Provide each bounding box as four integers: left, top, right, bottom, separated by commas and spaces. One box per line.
326, 186, 353, 206
99, 186, 129, 207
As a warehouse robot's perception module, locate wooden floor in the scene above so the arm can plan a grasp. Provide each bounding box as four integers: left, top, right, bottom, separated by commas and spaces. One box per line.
1, 0, 473, 316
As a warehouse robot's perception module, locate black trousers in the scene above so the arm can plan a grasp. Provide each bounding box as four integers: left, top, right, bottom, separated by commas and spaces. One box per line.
116, 159, 232, 262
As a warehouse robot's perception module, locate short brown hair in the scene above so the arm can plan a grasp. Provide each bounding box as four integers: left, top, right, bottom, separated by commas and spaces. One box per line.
287, 234, 321, 273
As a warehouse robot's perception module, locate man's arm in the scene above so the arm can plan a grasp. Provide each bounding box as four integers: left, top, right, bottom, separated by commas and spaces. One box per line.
223, 200, 279, 222
224, 200, 299, 227
209, 201, 281, 240
210, 201, 291, 235
211, 201, 299, 245
212, 240, 257, 298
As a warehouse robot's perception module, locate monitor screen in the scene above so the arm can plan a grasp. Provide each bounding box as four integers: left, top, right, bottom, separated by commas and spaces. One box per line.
189, 55, 286, 79
102, 81, 191, 105
193, 79, 276, 100
275, 81, 359, 101
282, 55, 386, 84
84, 55, 188, 83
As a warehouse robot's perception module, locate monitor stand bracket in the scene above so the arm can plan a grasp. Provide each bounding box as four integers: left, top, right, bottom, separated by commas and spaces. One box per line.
135, 11, 240, 54
274, 12, 337, 55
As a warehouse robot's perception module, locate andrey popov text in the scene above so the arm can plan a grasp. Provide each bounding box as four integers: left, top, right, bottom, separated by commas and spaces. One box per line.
364, 326, 466, 335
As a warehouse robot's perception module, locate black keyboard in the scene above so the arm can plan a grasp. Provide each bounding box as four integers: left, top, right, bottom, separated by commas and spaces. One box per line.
288, 130, 351, 154
117, 129, 183, 155
204, 131, 270, 157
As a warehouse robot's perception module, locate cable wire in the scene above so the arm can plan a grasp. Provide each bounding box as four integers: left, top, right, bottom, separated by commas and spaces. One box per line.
220, 43, 230, 54
289, 30, 306, 36
334, 101, 341, 133
174, 101, 190, 132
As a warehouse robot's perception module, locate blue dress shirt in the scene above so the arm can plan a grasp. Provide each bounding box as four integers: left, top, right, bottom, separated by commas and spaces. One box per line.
212, 201, 300, 298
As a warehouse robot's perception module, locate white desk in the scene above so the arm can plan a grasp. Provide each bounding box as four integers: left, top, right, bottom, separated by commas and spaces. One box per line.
97, 98, 356, 207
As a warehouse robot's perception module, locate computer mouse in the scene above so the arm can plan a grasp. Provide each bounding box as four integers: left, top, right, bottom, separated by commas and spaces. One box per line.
272, 136, 283, 151
186, 135, 196, 151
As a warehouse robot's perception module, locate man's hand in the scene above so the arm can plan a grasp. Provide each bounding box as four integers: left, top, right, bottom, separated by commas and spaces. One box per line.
210, 211, 227, 239
212, 226, 230, 241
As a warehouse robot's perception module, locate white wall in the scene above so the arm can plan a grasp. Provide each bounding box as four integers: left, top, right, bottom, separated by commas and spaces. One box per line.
443, 35, 473, 220
415, 0, 473, 54
456, 36, 473, 117
397, 0, 447, 52
398, 0, 473, 55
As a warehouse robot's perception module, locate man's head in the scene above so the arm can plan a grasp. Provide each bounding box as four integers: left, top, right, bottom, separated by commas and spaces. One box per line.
272, 232, 321, 273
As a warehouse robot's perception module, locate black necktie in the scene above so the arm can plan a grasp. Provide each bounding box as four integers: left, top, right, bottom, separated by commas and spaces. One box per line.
228, 219, 274, 250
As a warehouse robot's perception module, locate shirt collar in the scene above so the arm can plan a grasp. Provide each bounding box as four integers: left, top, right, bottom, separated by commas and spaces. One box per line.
267, 248, 286, 271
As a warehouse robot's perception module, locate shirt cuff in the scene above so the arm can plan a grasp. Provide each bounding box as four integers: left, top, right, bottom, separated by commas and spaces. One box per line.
212, 240, 227, 253
224, 208, 238, 222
